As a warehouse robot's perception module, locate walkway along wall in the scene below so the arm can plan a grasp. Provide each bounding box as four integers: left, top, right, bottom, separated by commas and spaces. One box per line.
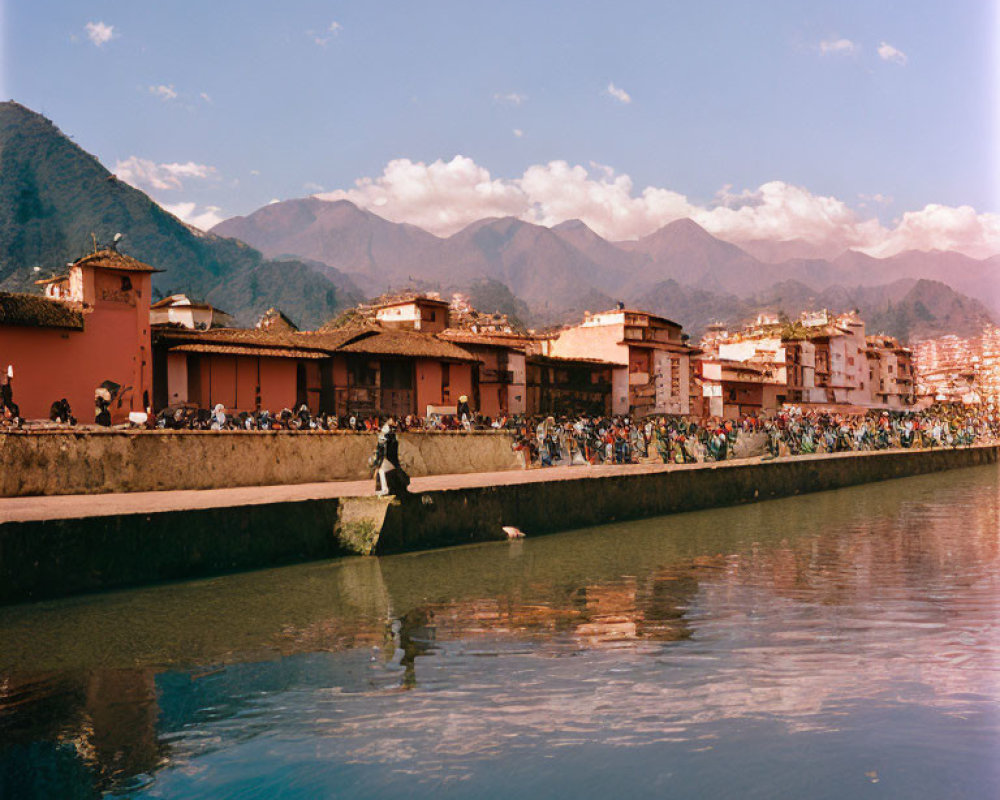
0, 430, 524, 497
0, 445, 995, 604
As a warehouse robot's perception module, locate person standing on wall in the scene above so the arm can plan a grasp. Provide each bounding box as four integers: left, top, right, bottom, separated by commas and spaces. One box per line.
457, 394, 472, 430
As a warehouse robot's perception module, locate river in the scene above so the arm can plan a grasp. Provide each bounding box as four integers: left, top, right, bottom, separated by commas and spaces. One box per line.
1, 465, 998, 798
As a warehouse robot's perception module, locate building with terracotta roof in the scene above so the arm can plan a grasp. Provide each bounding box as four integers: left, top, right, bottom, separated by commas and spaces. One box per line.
539, 308, 697, 416
865, 335, 915, 410
438, 329, 530, 416
151, 325, 371, 413
152, 322, 483, 418
0, 247, 156, 421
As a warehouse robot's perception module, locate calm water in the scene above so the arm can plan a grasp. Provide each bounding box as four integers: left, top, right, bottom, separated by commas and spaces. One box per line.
1, 466, 999, 799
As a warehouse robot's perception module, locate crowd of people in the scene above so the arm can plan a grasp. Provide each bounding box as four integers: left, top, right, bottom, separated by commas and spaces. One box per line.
3, 370, 997, 470
507, 406, 1000, 468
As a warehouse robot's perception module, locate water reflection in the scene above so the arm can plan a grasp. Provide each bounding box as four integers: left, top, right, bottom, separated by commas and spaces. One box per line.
1, 466, 998, 798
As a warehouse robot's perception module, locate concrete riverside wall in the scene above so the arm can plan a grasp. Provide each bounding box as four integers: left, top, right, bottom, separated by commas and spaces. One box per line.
0, 445, 995, 604
0, 430, 523, 497
373, 446, 997, 554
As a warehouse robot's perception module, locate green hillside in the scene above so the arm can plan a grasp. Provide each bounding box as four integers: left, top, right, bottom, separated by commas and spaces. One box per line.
0, 101, 358, 328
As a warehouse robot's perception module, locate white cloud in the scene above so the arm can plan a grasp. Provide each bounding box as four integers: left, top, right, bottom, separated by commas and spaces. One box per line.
303, 181, 325, 193
312, 155, 1000, 257
199, 92, 212, 103
149, 84, 178, 102
84, 21, 114, 47
161, 202, 225, 232
494, 92, 527, 106
819, 38, 857, 55
513, 129, 524, 138
606, 82, 631, 104
315, 156, 527, 234
878, 41, 907, 65
114, 156, 217, 191
311, 21, 343, 46
865, 205, 1000, 259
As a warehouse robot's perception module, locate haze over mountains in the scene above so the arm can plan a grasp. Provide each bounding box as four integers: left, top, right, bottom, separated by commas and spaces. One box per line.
214, 195, 1000, 340
1, 100, 995, 341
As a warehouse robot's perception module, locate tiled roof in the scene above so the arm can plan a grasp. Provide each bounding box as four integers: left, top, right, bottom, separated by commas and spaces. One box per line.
169, 342, 327, 359
73, 249, 162, 273
155, 326, 375, 354
338, 328, 479, 361
438, 330, 531, 350
0, 293, 84, 330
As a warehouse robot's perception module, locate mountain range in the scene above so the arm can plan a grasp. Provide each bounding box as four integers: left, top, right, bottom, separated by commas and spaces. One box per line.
1, 100, 996, 341
214, 196, 1000, 340
0, 101, 361, 329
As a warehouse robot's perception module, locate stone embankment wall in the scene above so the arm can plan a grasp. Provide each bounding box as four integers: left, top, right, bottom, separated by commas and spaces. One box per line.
370, 445, 996, 554
0, 445, 995, 604
0, 430, 524, 496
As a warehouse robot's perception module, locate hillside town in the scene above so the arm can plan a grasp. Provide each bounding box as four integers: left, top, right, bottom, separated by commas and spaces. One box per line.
1, 244, 998, 431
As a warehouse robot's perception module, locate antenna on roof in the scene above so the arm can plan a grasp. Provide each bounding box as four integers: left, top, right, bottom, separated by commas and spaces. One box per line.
91, 233, 98, 254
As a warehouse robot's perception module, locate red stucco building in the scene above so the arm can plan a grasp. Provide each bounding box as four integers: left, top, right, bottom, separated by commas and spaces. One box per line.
0, 249, 155, 422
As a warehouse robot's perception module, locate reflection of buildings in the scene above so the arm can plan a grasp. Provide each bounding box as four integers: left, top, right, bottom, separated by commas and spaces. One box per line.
4, 470, 998, 790
391, 569, 698, 653
0, 669, 161, 797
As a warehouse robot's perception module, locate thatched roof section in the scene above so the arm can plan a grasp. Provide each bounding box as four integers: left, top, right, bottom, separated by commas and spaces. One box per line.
0, 292, 84, 330
74, 248, 162, 273
256, 307, 299, 332
318, 308, 368, 332
338, 328, 479, 361
155, 325, 376, 355
169, 342, 327, 359
438, 330, 532, 350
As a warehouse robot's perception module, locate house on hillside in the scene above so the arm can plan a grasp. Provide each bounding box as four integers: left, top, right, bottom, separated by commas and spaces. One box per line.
149, 294, 232, 330
256, 307, 299, 332
0, 248, 157, 421
372, 294, 450, 333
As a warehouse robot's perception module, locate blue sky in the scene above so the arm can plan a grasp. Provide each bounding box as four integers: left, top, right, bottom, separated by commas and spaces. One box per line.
4, 1, 999, 254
